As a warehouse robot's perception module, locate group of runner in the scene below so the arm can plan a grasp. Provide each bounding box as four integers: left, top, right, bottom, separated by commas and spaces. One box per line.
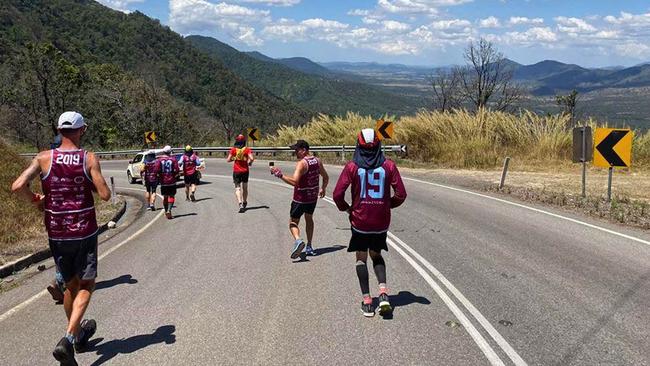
141, 145, 203, 219
11, 111, 407, 366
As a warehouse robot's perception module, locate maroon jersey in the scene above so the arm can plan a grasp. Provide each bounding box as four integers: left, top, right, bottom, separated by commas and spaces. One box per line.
181, 153, 199, 175
158, 156, 179, 186
333, 159, 407, 234
143, 159, 159, 184
293, 156, 320, 204
41, 149, 98, 240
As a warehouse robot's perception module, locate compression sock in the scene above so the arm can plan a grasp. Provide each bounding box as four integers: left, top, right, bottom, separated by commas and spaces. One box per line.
372, 255, 387, 286
356, 260, 370, 297
168, 197, 175, 211
163, 198, 169, 212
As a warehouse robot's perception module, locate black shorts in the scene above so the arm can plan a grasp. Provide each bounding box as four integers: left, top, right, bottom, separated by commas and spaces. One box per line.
290, 201, 317, 219
145, 182, 158, 194
233, 172, 249, 185
49, 233, 98, 283
184, 173, 199, 185
160, 185, 177, 196
347, 229, 388, 252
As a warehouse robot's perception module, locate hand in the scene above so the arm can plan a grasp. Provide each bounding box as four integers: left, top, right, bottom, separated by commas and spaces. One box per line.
32, 193, 45, 211
318, 188, 325, 198
270, 167, 283, 178
248, 161, 253, 167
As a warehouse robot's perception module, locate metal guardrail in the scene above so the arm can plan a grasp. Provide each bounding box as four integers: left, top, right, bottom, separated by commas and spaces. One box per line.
19, 145, 408, 158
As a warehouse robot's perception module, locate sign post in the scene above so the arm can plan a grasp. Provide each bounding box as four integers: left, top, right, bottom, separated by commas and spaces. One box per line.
593, 128, 632, 202
110, 176, 116, 204
572, 126, 593, 198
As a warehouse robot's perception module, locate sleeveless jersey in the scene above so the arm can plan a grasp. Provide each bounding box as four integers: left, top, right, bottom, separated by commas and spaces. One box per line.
181, 154, 199, 175
143, 160, 159, 184
230, 147, 251, 173
293, 156, 320, 204
158, 156, 179, 186
41, 149, 98, 240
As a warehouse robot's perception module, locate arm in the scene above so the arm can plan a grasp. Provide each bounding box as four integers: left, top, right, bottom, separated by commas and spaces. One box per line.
87, 152, 111, 201
226, 152, 234, 162
247, 150, 255, 166
389, 164, 407, 208
318, 159, 329, 198
332, 165, 352, 212
272, 160, 306, 187
11, 154, 45, 209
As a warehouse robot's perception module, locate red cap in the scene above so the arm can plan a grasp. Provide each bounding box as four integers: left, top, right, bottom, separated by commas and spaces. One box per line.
235, 134, 245, 142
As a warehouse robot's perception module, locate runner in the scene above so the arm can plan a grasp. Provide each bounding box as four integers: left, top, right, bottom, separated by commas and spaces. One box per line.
12, 111, 111, 364
226, 134, 254, 213
158, 145, 180, 219
141, 151, 159, 211
332, 128, 407, 318
180, 145, 201, 202
270, 140, 328, 259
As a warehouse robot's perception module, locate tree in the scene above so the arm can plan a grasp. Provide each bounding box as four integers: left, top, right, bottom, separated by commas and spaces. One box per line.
456, 38, 522, 111
555, 89, 579, 127
429, 69, 461, 112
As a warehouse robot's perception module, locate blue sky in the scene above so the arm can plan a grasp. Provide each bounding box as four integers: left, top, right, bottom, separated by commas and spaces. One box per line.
99, 1, 650, 67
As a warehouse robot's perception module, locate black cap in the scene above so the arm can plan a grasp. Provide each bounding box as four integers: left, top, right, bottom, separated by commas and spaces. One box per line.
290, 140, 309, 150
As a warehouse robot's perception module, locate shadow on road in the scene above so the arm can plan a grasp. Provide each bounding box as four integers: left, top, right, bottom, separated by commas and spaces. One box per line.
89, 325, 176, 365
95, 275, 138, 291
313, 245, 347, 256
244, 205, 270, 211
197, 180, 212, 186
171, 213, 197, 219
378, 291, 431, 320
192, 197, 213, 203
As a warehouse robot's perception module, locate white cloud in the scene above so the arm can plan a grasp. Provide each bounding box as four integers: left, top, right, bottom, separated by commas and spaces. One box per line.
301, 18, 349, 30
614, 42, 650, 59
505, 27, 557, 44
430, 19, 471, 30
604, 12, 650, 27
479, 16, 501, 28
508, 16, 544, 26
97, 0, 145, 13
555, 16, 597, 34
376, 0, 472, 15
383, 20, 411, 31
348, 9, 370, 16
233, 0, 300, 6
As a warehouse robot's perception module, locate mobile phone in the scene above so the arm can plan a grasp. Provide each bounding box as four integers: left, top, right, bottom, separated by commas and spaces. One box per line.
269, 162, 274, 167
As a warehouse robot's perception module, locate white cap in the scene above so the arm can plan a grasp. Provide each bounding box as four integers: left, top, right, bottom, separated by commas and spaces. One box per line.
162, 145, 172, 154
57, 111, 86, 129
360, 128, 375, 144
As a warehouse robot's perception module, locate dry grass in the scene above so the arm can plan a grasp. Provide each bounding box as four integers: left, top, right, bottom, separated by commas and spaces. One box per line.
272, 109, 650, 170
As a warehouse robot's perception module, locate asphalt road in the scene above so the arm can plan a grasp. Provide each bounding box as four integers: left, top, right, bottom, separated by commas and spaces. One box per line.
0, 157, 648, 365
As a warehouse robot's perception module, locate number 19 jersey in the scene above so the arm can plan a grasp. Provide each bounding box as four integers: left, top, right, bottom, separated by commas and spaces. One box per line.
333, 159, 407, 234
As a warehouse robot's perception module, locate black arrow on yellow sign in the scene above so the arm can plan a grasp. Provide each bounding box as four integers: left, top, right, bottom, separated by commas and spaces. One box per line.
596, 130, 629, 167
248, 128, 259, 141
144, 131, 156, 143
375, 120, 394, 140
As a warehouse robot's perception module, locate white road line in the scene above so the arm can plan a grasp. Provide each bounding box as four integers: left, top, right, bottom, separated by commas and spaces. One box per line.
320, 195, 522, 365
403, 177, 650, 247
387, 232, 527, 366
386, 237, 506, 366
0, 189, 163, 323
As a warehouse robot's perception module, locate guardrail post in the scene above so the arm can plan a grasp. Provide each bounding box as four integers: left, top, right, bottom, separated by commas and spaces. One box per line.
341, 145, 346, 162
110, 177, 116, 204
499, 157, 511, 190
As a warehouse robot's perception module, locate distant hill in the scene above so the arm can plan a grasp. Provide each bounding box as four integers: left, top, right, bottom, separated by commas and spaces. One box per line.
246, 52, 333, 77
187, 35, 424, 116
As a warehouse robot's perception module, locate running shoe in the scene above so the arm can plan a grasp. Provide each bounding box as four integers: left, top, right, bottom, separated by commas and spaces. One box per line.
305, 245, 315, 256
242, 201, 247, 209
165, 211, 172, 220
290, 239, 306, 259
149, 204, 155, 211
378, 293, 393, 316
74, 319, 97, 352
53, 337, 78, 366
185, 196, 190, 201
361, 301, 375, 318
238, 203, 245, 213
190, 193, 196, 202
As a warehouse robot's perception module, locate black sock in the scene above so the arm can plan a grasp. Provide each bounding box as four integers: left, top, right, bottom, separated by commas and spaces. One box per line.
372, 255, 387, 285
163, 202, 168, 212
356, 260, 370, 296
